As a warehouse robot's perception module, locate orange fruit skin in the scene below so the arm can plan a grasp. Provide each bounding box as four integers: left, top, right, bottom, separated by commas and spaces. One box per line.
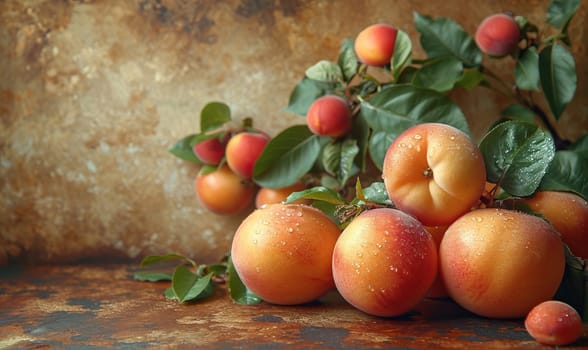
383, 123, 486, 226
425, 225, 449, 299
225, 132, 270, 179
523, 191, 588, 259
255, 181, 308, 208
440, 208, 565, 319
306, 95, 352, 138
195, 165, 255, 215
332, 208, 438, 317
230, 204, 341, 305
354, 23, 398, 66
525, 300, 583, 346
475, 14, 520, 57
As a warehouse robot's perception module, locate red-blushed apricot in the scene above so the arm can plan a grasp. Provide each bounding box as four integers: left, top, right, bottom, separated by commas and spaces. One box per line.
522, 191, 588, 259
306, 95, 352, 138
192, 134, 229, 165
382, 123, 486, 226
440, 208, 565, 319
225, 131, 270, 179
525, 300, 583, 346
230, 203, 341, 305
475, 14, 520, 57
332, 208, 438, 317
195, 165, 255, 215
354, 23, 398, 66
255, 181, 308, 208
425, 225, 449, 299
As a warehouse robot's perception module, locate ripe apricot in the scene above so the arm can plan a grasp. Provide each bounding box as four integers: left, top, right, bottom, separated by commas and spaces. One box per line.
195, 165, 255, 215
230, 204, 341, 305
525, 300, 583, 346
440, 208, 565, 319
382, 123, 486, 226
306, 95, 352, 138
523, 191, 588, 259
354, 23, 398, 66
332, 208, 438, 317
225, 131, 270, 179
475, 14, 520, 57
192, 134, 229, 165
255, 181, 308, 208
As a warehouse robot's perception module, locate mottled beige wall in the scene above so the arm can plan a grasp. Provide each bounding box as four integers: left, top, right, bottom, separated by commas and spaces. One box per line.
1, 0, 587, 264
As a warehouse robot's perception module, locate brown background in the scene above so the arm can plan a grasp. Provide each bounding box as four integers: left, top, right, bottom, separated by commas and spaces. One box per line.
1, 0, 587, 264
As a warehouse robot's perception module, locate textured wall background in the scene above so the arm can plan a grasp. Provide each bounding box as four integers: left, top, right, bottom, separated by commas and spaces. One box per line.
1, 0, 587, 264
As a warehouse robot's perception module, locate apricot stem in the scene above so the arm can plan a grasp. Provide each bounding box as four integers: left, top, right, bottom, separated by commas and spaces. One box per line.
423, 167, 433, 178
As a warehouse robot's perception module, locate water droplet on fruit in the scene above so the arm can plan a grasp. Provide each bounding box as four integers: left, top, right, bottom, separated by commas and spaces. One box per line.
287, 227, 294, 233
368, 285, 375, 292
252, 239, 258, 245
376, 243, 383, 248
414, 134, 422, 140
255, 266, 261, 273
450, 136, 455, 141
280, 240, 286, 246
389, 266, 398, 272
356, 252, 363, 258
296, 211, 303, 217
262, 220, 269, 225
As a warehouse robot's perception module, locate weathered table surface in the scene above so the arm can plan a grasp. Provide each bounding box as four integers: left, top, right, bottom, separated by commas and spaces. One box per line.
1, 264, 586, 349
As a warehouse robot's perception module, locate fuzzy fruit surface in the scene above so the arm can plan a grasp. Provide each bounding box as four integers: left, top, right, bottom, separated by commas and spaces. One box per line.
306, 95, 352, 137
195, 165, 255, 215
192, 134, 229, 165
231, 203, 341, 305
255, 181, 308, 208
525, 300, 583, 346
475, 14, 520, 57
523, 190, 588, 259
332, 208, 437, 317
440, 208, 565, 319
382, 123, 486, 226
354, 23, 398, 66
225, 131, 270, 179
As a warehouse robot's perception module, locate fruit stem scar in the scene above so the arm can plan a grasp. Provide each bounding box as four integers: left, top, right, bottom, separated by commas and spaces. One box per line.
423, 167, 433, 178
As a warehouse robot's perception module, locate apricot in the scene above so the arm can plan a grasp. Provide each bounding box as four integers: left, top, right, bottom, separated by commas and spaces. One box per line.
306, 95, 352, 138
475, 14, 520, 57
332, 208, 438, 317
230, 204, 341, 305
525, 300, 583, 346
522, 191, 588, 259
382, 123, 486, 226
225, 131, 270, 179
195, 165, 255, 215
440, 208, 565, 319
354, 23, 398, 66
255, 181, 308, 208
192, 134, 229, 165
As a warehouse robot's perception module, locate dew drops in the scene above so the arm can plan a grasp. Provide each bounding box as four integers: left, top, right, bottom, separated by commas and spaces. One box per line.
287, 227, 294, 233
296, 211, 303, 217
356, 252, 363, 258
450, 136, 455, 141
413, 134, 422, 140
261, 220, 269, 225
255, 266, 261, 273
368, 285, 375, 292
280, 240, 287, 246
389, 266, 398, 272
252, 239, 258, 245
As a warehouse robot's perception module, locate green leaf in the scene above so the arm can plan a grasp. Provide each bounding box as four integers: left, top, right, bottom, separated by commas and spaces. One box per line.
350, 111, 370, 171
392, 30, 412, 81
171, 265, 197, 302
284, 186, 345, 205
479, 121, 556, 197
338, 39, 359, 83
500, 104, 536, 123
305, 60, 344, 83
284, 78, 340, 116
569, 134, 588, 158
455, 68, 485, 91
414, 12, 482, 68
200, 102, 231, 133
140, 253, 196, 268
411, 56, 463, 92
253, 125, 326, 189
547, 0, 581, 29
323, 139, 359, 186
361, 182, 393, 206
539, 43, 577, 120
133, 271, 173, 282
168, 134, 201, 162
227, 256, 262, 305
515, 47, 540, 91
183, 273, 214, 302
368, 129, 404, 170
554, 245, 587, 321
539, 150, 588, 201
164, 287, 177, 300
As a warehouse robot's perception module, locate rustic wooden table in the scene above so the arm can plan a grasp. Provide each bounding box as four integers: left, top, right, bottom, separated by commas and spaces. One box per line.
1, 264, 586, 349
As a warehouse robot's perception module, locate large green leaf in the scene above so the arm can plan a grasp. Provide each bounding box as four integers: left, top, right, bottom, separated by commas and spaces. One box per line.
479, 121, 556, 197
360, 181, 393, 206
455, 68, 485, 91
392, 30, 412, 81
200, 102, 231, 133
171, 265, 213, 303
350, 111, 370, 171
539, 150, 588, 201
547, 0, 581, 28
284, 78, 340, 116
227, 256, 262, 305
515, 47, 540, 91
321, 139, 360, 186
253, 125, 326, 189
411, 55, 463, 92
305, 60, 344, 83
414, 12, 482, 68
368, 129, 404, 170
500, 104, 536, 124
539, 43, 577, 120
338, 38, 358, 83
569, 134, 588, 158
